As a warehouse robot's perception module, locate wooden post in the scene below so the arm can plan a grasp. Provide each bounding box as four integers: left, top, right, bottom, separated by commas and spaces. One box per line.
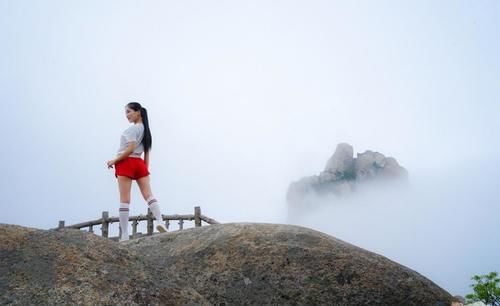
89, 225, 94, 233
132, 219, 138, 235
147, 208, 154, 235
101, 211, 109, 238
194, 206, 201, 227
165, 220, 170, 230
178, 219, 184, 230
58, 221, 65, 229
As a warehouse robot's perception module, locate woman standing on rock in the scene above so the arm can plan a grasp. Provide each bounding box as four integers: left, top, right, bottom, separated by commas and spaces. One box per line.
107, 102, 167, 241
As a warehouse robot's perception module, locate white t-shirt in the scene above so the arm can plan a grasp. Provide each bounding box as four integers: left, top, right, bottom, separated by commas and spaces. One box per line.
117, 123, 145, 158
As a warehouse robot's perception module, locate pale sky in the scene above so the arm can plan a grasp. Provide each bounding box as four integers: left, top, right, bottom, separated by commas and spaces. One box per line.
1, 0, 499, 297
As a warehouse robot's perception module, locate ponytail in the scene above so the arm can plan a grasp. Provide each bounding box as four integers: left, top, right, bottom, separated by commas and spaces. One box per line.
140, 107, 152, 153
126, 102, 152, 153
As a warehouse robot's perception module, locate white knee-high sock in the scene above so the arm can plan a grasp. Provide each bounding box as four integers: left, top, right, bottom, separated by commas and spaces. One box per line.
146, 195, 163, 225
119, 203, 129, 239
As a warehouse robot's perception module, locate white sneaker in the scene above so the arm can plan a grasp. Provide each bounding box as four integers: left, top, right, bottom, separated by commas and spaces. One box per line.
156, 224, 168, 233
119, 235, 129, 242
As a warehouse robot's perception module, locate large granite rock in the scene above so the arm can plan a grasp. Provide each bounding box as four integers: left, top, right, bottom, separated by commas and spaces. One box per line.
0, 224, 208, 305
1, 223, 454, 305
287, 143, 408, 218
324, 142, 355, 176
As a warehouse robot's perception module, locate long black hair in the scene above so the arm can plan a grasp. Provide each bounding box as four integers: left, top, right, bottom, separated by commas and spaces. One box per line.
126, 102, 152, 153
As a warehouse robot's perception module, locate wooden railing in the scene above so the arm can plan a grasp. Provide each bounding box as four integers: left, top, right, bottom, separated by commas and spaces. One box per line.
56, 206, 219, 239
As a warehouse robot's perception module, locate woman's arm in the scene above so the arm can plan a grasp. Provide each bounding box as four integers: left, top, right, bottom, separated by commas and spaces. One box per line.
115, 142, 137, 163
107, 142, 136, 168
144, 150, 150, 168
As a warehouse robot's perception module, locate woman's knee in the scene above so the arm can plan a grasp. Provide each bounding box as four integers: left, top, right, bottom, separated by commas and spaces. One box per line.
117, 176, 132, 203
136, 178, 153, 200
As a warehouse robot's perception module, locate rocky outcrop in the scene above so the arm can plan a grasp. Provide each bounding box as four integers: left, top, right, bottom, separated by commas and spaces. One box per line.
1, 223, 453, 305
0, 224, 207, 305
287, 143, 408, 217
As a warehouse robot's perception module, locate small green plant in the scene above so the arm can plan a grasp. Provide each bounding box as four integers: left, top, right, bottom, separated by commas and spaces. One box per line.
335, 167, 356, 181
465, 271, 500, 306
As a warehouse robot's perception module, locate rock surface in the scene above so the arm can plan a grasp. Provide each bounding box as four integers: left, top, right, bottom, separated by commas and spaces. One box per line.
0, 224, 207, 305
1, 223, 453, 305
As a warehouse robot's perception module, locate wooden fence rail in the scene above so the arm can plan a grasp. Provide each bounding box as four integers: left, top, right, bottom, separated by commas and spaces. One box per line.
56, 206, 219, 239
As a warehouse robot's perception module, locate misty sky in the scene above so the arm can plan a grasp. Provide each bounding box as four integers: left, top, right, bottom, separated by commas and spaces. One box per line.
1, 0, 499, 297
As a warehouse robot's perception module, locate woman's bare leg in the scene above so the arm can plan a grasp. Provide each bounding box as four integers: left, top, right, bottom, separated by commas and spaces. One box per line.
117, 176, 132, 240
118, 176, 133, 203
136, 175, 153, 201
136, 176, 167, 232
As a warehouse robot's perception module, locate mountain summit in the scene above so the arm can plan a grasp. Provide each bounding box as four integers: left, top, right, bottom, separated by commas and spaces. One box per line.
1, 222, 453, 305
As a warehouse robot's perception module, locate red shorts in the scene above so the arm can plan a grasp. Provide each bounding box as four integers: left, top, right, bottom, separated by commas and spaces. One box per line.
115, 157, 150, 180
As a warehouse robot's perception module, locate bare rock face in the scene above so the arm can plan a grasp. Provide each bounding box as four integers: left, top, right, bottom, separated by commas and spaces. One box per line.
287, 143, 408, 218
355, 151, 407, 182
0, 224, 208, 306
1, 223, 453, 305
126, 223, 452, 306
324, 142, 355, 176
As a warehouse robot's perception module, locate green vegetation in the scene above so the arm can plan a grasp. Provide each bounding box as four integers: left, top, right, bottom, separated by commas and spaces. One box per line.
465, 272, 500, 306
336, 167, 356, 181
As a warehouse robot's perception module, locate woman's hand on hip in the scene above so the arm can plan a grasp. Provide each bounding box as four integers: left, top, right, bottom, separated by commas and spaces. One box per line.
107, 159, 116, 169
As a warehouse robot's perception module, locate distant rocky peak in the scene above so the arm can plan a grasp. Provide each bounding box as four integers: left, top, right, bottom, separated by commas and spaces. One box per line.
287, 143, 408, 218
322, 143, 407, 182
